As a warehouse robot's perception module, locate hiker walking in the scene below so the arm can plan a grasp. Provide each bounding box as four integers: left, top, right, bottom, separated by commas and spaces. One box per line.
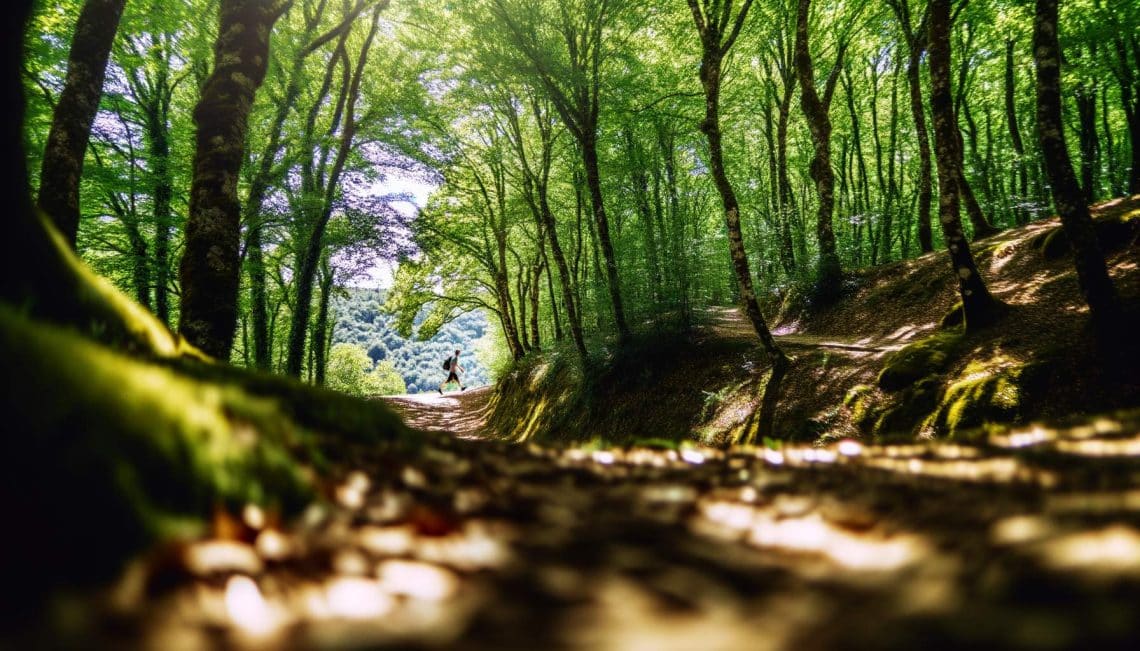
439, 349, 466, 394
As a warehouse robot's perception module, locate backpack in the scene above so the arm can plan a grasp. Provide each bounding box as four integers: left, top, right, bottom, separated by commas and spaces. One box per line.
442, 356, 452, 370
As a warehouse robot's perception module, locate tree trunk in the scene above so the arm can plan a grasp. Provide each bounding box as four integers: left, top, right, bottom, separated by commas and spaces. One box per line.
1034, 0, 1122, 338
795, 0, 843, 297
1005, 39, 1030, 224
884, 61, 901, 262
179, 0, 284, 361
529, 260, 542, 349
625, 128, 663, 302
544, 249, 563, 341
147, 97, 175, 327
775, 79, 800, 274
928, 0, 1001, 330
582, 134, 631, 341
1074, 48, 1099, 204
688, 0, 787, 443
36, 0, 127, 247
1114, 35, 1140, 194
285, 6, 382, 377
908, 52, 935, 253
247, 222, 271, 369
312, 260, 334, 386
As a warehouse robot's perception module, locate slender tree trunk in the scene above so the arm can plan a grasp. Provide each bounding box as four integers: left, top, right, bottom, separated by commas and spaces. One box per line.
581, 133, 631, 341
1005, 39, 1030, 224
884, 62, 900, 261
908, 52, 935, 252
1114, 35, 1140, 194
246, 223, 271, 369
529, 260, 541, 349
127, 227, 151, 309
1074, 48, 1099, 204
36, 0, 127, 247
541, 197, 585, 359
929, 0, 1001, 329
147, 98, 174, 326
795, 0, 843, 296
545, 249, 562, 341
1102, 85, 1122, 197
775, 81, 799, 274
285, 7, 382, 377
179, 0, 284, 361
1034, 0, 1122, 338
625, 128, 663, 302
688, 0, 787, 443
312, 260, 334, 386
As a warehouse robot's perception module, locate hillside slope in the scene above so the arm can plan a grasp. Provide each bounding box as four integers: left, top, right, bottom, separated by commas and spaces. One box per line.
485, 197, 1140, 446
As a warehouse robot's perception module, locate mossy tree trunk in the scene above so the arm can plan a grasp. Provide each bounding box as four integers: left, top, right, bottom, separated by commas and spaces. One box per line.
1034, 0, 1122, 338
794, 0, 846, 297
688, 0, 788, 443
928, 0, 1001, 330
36, 0, 127, 248
179, 0, 289, 361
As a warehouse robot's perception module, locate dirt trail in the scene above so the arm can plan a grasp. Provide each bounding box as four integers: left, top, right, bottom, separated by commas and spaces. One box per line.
702, 305, 907, 354
382, 386, 493, 438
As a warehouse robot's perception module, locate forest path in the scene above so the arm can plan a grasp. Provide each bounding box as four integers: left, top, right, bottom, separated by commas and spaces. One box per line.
382, 385, 493, 438
379, 308, 903, 444
701, 305, 908, 354
110, 406, 1140, 650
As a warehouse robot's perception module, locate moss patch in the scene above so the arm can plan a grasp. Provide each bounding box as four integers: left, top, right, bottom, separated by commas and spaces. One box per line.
922, 357, 1025, 437
1, 305, 408, 588
877, 330, 964, 392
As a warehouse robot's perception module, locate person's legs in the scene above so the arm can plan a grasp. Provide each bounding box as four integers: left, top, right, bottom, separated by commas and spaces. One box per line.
442, 371, 459, 394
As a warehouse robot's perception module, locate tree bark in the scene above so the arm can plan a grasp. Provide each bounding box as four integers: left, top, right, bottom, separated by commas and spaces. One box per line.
795, 0, 843, 297
36, 0, 127, 247
928, 0, 1001, 330
1034, 0, 1122, 338
179, 0, 286, 361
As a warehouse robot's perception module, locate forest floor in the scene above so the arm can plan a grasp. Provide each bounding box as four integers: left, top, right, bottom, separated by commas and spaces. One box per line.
21, 200, 1140, 650
69, 388, 1140, 649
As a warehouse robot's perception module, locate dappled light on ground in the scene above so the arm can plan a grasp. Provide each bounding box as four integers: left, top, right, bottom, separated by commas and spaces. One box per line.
58, 402, 1140, 649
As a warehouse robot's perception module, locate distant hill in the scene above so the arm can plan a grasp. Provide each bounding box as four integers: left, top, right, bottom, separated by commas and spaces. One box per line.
332, 288, 491, 393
